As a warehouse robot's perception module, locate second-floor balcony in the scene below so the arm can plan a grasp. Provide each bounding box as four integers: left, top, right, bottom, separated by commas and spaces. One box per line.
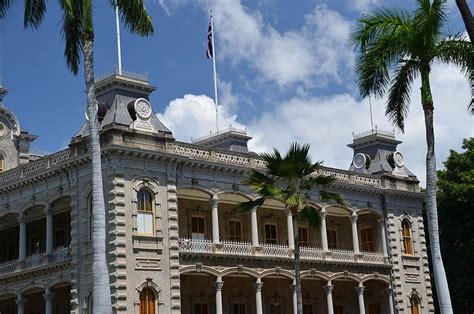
179, 238, 388, 265
0, 246, 71, 276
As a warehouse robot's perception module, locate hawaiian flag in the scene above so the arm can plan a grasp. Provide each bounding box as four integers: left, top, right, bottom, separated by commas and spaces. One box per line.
206, 20, 213, 59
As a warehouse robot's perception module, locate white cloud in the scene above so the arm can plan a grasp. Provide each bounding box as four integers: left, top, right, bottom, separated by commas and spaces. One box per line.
350, 0, 381, 12
158, 64, 473, 187
156, 94, 245, 143
193, 1, 353, 89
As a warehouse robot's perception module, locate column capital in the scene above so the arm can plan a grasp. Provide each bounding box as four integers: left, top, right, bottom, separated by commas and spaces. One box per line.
43, 292, 54, 302
211, 194, 219, 207
44, 207, 54, 216
321, 211, 327, 219
17, 212, 26, 224
214, 278, 224, 291
251, 206, 258, 213
355, 285, 365, 295
16, 294, 26, 306
350, 214, 358, 223
378, 218, 386, 225
323, 284, 334, 294
385, 286, 394, 295
289, 284, 296, 293
254, 279, 264, 292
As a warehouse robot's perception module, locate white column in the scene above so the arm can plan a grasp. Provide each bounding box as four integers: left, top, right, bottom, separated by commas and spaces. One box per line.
291, 282, 297, 314
211, 195, 220, 243
351, 214, 360, 254
379, 219, 388, 257
214, 276, 224, 314
386, 285, 395, 314
44, 287, 53, 314
251, 207, 259, 246
356, 283, 365, 314
16, 294, 26, 314
324, 283, 334, 314
321, 211, 328, 252
287, 209, 295, 250
254, 278, 263, 314
46, 207, 54, 256
18, 213, 26, 262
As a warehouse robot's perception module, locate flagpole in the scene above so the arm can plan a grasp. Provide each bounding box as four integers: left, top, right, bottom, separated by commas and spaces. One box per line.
115, 0, 122, 75
210, 11, 219, 132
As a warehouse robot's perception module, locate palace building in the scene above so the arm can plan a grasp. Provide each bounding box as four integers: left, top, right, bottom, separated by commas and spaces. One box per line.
0, 72, 433, 313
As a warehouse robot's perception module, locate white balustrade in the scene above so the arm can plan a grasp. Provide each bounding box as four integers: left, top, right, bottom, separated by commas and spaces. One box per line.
0, 259, 17, 275
221, 240, 253, 255
260, 243, 290, 257
24, 252, 46, 269
179, 238, 386, 264
179, 238, 213, 253
50, 247, 72, 263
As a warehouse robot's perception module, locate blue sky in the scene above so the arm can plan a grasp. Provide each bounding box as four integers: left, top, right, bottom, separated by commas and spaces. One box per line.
0, 0, 473, 186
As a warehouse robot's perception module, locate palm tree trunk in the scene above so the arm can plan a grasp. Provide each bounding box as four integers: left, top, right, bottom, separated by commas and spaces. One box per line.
292, 214, 303, 313
83, 34, 113, 313
421, 70, 452, 314
456, 0, 474, 43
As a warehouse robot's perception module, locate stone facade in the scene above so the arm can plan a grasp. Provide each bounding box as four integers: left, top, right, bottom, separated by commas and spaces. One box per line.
0, 74, 433, 314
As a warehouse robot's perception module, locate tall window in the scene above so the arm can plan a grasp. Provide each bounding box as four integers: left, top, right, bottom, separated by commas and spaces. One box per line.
410, 296, 420, 314
137, 189, 154, 235
229, 220, 242, 241
303, 304, 314, 314
269, 303, 282, 314
232, 303, 246, 314
139, 288, 155, 314
334, 304, 344, 314
327, 229, 338, 249
298, 227, 309, 246
368, 303, 381, 314
264, 224, 277, 244
194, 303, 209, 314
402, 220, 413, 255
191, 216, 206, 240
0, 155, 4, 172
361, 227, 375, 252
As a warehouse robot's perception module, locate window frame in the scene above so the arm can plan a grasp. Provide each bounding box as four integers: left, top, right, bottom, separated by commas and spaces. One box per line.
298, 226, 309, 246
193, 302, 210, 314
191, 215, 206, 240
229, 219, 243, 242
402, 219, 414, 255
360, 226, 375, 252
136, 188, 156, 236
327, 228, 338, 249
139, 287, 156, 314
410, 295, 420, 314
264, 223, 278, 244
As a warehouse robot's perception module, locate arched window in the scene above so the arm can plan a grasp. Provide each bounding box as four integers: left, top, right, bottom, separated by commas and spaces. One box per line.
402, 220, 413, 255
140, 288, 156, 314
87, 193, 93, 240
137, 188, 154, 235
410, 295, 420, 314
0, 154, 4, 172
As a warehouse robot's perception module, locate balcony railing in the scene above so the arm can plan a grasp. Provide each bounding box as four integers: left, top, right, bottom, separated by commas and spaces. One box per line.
179, 238, 388, 265
0, 247, 72, 276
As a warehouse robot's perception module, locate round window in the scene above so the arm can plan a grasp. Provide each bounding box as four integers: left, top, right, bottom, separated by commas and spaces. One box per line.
0, 122, 7, 139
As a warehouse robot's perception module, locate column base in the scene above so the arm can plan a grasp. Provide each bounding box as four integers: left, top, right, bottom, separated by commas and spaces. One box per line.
16, 260, 25, 271
212, 243, 223, 252
251, 245, 262, 255
354, 253, 363, 261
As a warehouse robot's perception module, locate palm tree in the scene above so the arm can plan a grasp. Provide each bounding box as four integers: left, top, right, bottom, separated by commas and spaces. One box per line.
455, 0, 474, 43
236, 143, 344, 314
0, 1, 153, 312
351, 1, 474, 312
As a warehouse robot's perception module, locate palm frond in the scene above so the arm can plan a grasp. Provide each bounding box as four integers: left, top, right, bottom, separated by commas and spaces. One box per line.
350, 7, 411, 53
413, 0, 446, 43
261, 148, 284, 176
113, 0, 153, 36
298, 206, 322, 230
0, 0, 13, 19
354, 33, 408, 98
23, 0, 46, 28
386, 60, 419, 131
320, 190, 347, 207
234, 198, 265, 214
434, 37, 474, 75
59, 0, 83, 75
242, 170, 283, 199
300, 175, 335, 191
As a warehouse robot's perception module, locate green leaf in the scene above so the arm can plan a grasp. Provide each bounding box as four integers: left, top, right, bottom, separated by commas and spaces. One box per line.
234, 198, 265, 214
299, 206, 322, 230
23, 0, 46, 29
